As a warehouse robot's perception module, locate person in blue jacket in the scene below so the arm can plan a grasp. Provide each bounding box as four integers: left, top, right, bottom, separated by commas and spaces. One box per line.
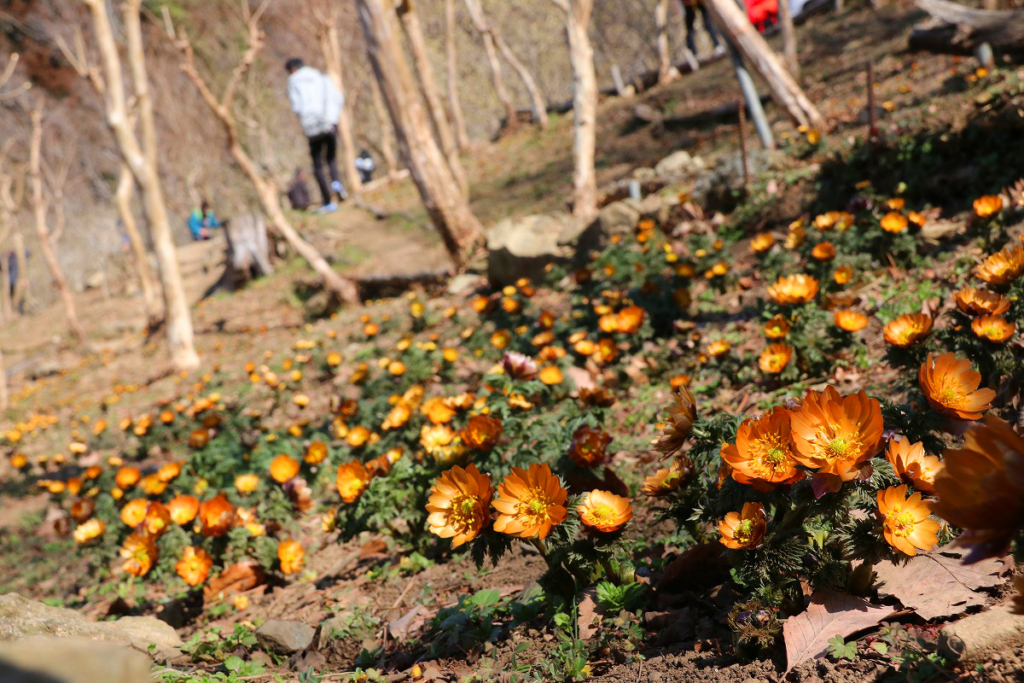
188, 200, 220, 241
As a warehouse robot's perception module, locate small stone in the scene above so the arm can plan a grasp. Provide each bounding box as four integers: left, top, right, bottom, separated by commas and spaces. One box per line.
256, 619, 315, 655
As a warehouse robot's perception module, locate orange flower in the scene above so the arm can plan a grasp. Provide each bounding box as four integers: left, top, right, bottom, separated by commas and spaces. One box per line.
791, 387, 884, 481
121, 498, 149, 528
336, 460, 370, 503
885, 198, 906, 211
720, 407, 804, 490
577, 490, 633, 532
883, 314, 933, 348
176, 546, 213, 586
420, 424, 466, 466
833, 266, 853, 285
718, 502, 767, 550
751, 233, 775, 254
758, 343, 792, 374
461, 414, 503, 451
304, 440, 328, 465
568, 424, 613, 468
115, 466, 141, 490
139, 473, 168, 496
886, 436, 942, 493
539, 366, 564, 385
880, 211, 908, 234
919, 353, 995, 420
70, 498, 95, 524
425, 464, 494, 548
973, 194, 1002, 218
199, 494, 236, 537
121, 532, 157, 577
270, 454, 300, 483
708, 340, 731, 358
764, 315, 791, 339
932, 415, 1024, 554
143, 501, 171, 537
833, 309, 869, 332
877, 485, 940, 556
73, 518, 106, 544
278, 538, 305, 575
976, 245, 1024, 285
492, 463, 568, 540
954, 287, 1011, 317
768, 274, 819, 305
652, 388, 697, 455
811, 241, 836, 261
235, 473, 260, 494
168, 494, 199, 526
642, 455, 693, 496
616, 306, 645, 334
908, 211, 926, 227
971, 315, 1016, 343
422, 397, 456, 425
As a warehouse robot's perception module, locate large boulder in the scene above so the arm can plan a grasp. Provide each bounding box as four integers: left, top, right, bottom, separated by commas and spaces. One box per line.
486, 214, 580, 287
0, 637, 153, 683
0, 594, 182, 661
596, 200, 641, 238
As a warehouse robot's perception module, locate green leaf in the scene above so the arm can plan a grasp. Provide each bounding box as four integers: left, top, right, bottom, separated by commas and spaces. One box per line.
224, 655, 244, 672
828, 635, 858, 661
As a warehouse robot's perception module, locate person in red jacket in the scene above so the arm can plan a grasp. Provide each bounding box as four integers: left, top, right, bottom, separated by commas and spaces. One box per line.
747, 0, 779, 32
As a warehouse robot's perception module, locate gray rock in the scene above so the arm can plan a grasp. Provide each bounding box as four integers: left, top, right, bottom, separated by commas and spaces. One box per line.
486, 214, 575, 287
597, 200, 641, 237
0, 594, 182, 661
256, 619, 315, 655
690, 149, 786, 210
632, 166, 657, 181
447, 273, 484, 296
654, 150, 704, 178
0, 636, 152, 683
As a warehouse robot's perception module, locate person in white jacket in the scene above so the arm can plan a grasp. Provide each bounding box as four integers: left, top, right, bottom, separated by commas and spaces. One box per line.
286, 58, 346, 213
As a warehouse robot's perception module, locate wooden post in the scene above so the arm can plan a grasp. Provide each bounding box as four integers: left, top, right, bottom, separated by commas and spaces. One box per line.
549, 0, 599, 221
866, 60, 877, 140
462, 0, 518, 130
655, 0, 678, 84
175, 7, 360, 304
778, 0, 799, 77
370, 77, 400, 179
29, 102, 87, 346
463, 0, 549, 129
358, 0, 483, 268
396, 0, 469, 197
445, 0, 472, 150
317, 10, 364, 196
703, 0, 824, 130
83, 0, 200, 370
115, 163, 163, 330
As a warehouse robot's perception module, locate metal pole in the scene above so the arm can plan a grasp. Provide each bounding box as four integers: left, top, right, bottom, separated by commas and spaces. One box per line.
738, 97, 749, 193
725, 37, 775, 150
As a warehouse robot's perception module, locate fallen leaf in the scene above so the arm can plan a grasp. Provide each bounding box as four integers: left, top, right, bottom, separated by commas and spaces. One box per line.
784, 590, 892, 671
873, 544, 1009, 620
359, 538, 388, 559
388, 604, 425, 640
204, 562, 265, 602
577, 588, 600, 640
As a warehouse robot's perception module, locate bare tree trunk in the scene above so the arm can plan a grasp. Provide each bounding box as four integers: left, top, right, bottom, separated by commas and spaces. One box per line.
175, 10, 360, 305
703, 0, 823, 129
29, 103, 87, 346
463, 0, 517, 130
0, 346, 7, 412
370, 76, 400, 179
396, 0, 470, 197
116, 163, 162, 329
358, 0, 483, 268
318, 15, 364, 195
445, 0, 471, 150
463, 0, 549, 130
82, 0, 200, 370
655, 0, 678, 84
12, 232, 26, 313
777, 0, 799, 77
550, 0, 599, 221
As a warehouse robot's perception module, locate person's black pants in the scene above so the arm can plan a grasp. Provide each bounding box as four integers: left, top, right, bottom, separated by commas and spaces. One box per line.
308, 127, 340, 206
685, 4, 721, 55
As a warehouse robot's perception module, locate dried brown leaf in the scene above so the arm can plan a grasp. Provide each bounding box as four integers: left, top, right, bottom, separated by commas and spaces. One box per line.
873, 544, 1009, 620
784, 590, 892, 671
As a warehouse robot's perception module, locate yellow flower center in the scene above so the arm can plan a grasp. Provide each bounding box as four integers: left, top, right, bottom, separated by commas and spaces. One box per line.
748, 433, 792, 479
516, 488, 556, 528
937, 382, 966, 408
587, 504, 615, 523
827, 436, 849, 458
887, 506, 916, 538
448, 494, 481, 531
735, 519, 754, 544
